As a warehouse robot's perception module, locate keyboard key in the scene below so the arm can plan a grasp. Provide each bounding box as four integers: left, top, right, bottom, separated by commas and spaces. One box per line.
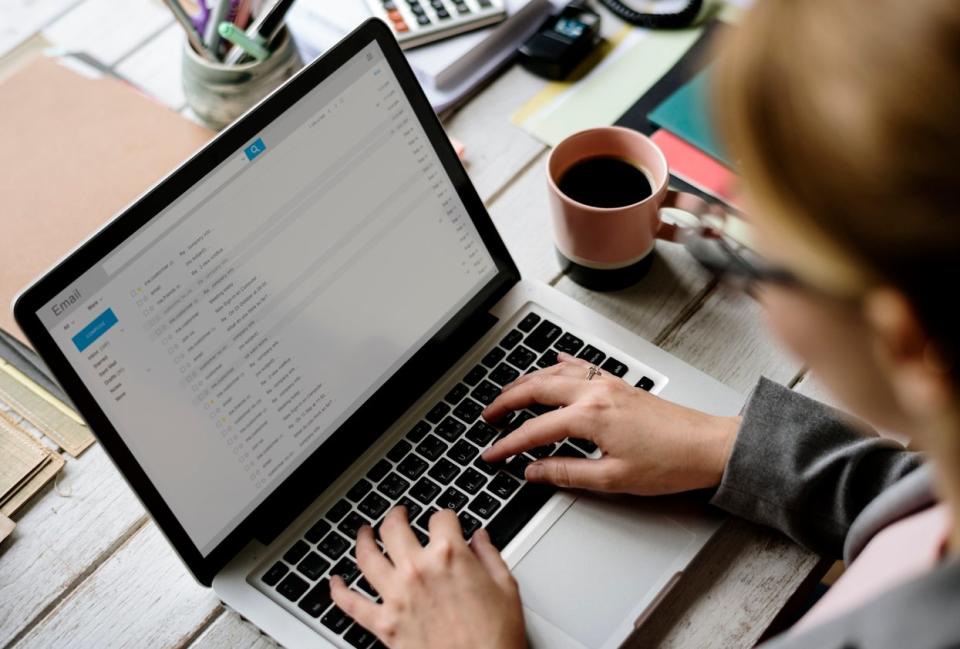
554, 443, 587, 458
455, 467, 488, 494
452, 398, 483, 424
517, 313, 541, 332
485, 482, 558, 550
505, 346, 536, 370
318, 531, 350, 560
262, 561, 288, 586
397, 453, 429, 480
338, 512, 371, 540
505, 410, 535, 435
436, 487, 469, 512
284, 540, 310, 564
299, 579, 333, 617
297, 552, 331, 580
463, 364, 487, 386
447, 439, 479, 465
471, 380, 501, 405
416, 506, 438, 530
488, 472, 520, 499
444, 383, 469, 404
577, 344, 606, 365
481, 347, 505, 367
277, 573, 310, 601
635, 376, 655, 391
406, 421, 431, 442
325, 499, 352, 523
428, 457, 460, 484
305, 519, 332, 544
367, 459, 392, 483
465, 421, 497, 446
600, 357, 629, 378
346, 478, 373, 503
435, 416, 466, 442
398, 496, 423, 522
554, 332, 584, 355
473, 456, 500, 475
505, 455, 532, 481
410, 477, 442, 504
536, 349, 559, 368
321, 603, 352, 632
331, 557, 361, 584
358, 492, 391, 520
468, 492, 501, 519
489, 363, 520, 386
344, 623, 378, 648
458, 511, 482, 539
425, 402, 451, 424
356, 577, 378, 598
527, 443, 555, 459
569, 438, 598, 453
412, 527, 430, 546
386, 440, 412, 463
377, 473, 410, 500
524, 320, 562, 353
500, 330, 523, 349
416, 434, 448, 461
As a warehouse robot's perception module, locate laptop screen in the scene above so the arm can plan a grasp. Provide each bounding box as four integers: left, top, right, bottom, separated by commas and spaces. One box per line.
36, 41, 497, 555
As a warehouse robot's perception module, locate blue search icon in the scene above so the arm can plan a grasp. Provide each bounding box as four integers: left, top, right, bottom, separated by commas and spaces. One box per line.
244, 138, 266, 161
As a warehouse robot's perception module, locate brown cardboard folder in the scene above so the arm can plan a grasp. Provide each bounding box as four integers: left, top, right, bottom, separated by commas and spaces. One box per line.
1, 56, 212, 343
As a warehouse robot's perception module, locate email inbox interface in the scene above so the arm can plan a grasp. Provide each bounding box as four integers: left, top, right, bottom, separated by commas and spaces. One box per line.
43, 45, 496, 554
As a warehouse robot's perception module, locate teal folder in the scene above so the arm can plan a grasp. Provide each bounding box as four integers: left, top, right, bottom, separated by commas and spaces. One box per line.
647, 68, 731, 167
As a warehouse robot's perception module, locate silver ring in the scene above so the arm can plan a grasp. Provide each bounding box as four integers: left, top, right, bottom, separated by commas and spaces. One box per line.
586, 365, 602, 381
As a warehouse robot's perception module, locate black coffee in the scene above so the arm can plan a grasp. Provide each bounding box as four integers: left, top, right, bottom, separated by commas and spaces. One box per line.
557, 156, 652, 208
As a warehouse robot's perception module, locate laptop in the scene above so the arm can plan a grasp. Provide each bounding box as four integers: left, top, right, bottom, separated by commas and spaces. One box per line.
14, 20, 743, 649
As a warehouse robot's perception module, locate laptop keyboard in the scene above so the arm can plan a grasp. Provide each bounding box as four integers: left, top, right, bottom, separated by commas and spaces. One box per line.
257, 311, 657, 648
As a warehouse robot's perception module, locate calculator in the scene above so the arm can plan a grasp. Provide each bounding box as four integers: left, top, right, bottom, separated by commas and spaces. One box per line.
365, 0, 508, 49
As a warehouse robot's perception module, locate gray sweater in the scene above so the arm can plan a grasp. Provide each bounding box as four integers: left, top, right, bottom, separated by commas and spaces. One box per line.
710, 377, 960, 649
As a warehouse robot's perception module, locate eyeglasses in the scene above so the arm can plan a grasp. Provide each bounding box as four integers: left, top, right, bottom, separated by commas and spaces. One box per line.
670, 206, 801, 292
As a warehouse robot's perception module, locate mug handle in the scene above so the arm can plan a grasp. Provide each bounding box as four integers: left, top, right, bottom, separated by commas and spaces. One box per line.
656, 190, 725, 242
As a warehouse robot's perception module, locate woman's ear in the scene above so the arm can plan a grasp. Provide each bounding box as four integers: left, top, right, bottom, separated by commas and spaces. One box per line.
863, 287, 952, 419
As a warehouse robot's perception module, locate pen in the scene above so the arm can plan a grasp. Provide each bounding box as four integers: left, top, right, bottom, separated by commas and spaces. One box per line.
161, 0, 218, 62
218, 22, 271, 61
224, 0, 296, 65
204, 0, 232, 54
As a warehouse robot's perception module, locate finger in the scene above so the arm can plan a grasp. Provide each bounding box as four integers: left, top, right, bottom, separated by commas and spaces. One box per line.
482, 375, 590, 423
379, 506, 422, 563
330, 575, 382, 630
556, 351, 591, 366
482, 407, 579, 463
470, 528, 512, 585
524, 457, 613, 490
427, 507, 465, 543
354, 525, 395, 595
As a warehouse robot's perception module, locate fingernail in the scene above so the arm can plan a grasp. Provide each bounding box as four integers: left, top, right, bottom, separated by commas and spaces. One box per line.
525, 463, 542, 481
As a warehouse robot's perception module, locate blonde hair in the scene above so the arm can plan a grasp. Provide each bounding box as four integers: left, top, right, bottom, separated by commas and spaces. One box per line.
714, 0, 960, 370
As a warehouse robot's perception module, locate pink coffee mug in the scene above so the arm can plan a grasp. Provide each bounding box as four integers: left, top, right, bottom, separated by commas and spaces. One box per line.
546, 126, 716, 290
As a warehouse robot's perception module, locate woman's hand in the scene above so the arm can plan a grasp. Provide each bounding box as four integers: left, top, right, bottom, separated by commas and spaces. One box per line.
330, 507, 526, 649
481, 353, 740, 495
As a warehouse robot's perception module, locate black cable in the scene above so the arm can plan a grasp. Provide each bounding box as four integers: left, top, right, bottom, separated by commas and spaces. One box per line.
597, 0, 703, 29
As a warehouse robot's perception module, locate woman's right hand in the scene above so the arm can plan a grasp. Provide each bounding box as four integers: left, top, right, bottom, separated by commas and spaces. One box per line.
481, 353, 741, 496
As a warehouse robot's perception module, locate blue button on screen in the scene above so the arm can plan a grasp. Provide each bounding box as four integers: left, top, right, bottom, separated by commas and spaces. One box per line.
244, 137, 266, 161
72, 308, 118, 352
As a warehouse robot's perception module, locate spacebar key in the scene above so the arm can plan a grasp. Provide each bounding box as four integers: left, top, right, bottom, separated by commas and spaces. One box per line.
484, 482, 557, 550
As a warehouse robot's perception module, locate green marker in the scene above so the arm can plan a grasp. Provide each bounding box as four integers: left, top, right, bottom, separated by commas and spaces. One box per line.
218, 22, 271, 62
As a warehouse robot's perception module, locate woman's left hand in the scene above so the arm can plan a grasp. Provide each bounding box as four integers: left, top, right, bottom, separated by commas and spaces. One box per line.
330, 506, 527, 649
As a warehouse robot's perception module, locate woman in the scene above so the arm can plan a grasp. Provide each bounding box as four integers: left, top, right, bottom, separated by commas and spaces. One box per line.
329, 0, 960, 646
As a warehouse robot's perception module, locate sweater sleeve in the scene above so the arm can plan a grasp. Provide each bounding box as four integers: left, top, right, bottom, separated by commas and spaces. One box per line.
709, 377, 923, 559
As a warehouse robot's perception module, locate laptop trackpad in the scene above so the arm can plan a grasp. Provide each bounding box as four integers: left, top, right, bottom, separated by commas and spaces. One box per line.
513, 495, 697, 648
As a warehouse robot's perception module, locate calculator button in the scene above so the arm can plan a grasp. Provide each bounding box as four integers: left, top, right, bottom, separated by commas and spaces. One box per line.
416, 15, 431, 24
395, 20, 409, 31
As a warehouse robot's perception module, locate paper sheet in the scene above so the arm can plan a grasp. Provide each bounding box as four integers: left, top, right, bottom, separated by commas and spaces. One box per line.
512, 26, 703, 146
116, 24, 187, 110
0, 0, 82, 57
0, 411, 49, 503
43, 0, 172, 65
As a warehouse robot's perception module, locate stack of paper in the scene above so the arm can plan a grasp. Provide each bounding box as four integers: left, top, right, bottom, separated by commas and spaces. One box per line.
0, 411, 65, 520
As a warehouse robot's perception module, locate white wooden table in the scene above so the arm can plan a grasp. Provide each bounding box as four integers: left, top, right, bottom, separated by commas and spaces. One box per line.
0, 3, 828, 647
